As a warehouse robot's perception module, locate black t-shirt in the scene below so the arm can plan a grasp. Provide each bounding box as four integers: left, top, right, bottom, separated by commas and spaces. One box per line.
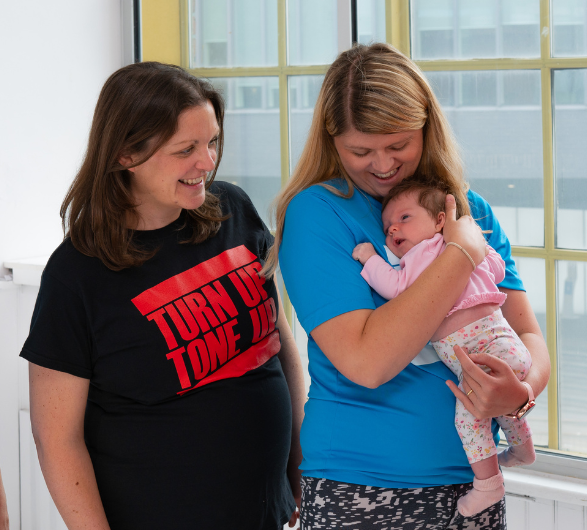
21, 182, 295, 529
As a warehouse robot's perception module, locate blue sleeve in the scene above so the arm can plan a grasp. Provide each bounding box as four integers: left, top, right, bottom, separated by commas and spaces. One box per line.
468, 189, 525, 291
279, 191, 376, 334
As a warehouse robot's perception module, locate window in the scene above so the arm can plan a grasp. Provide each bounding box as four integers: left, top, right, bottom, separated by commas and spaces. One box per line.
412, 0, 587, 456
141, 0, 587, 458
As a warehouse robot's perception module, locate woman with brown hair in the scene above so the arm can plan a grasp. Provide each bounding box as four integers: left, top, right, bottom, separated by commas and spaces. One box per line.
271, 43, 550, 528
21, 62, 304, 529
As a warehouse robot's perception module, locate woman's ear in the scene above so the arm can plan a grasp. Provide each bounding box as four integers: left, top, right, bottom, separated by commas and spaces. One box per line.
118, 152, 136, 172
436, 211, 446, 232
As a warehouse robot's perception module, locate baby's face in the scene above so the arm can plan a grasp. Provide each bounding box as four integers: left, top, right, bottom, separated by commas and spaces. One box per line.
382, 191, 445, 258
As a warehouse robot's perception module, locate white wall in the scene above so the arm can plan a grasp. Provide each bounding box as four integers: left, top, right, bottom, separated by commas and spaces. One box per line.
0, 0, 124, 276
0, 2, 124, 527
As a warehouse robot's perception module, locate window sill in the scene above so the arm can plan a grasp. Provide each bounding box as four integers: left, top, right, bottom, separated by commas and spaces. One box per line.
3, 257, 48, 287
503, 467, 587, 506
529, 450, 587, 481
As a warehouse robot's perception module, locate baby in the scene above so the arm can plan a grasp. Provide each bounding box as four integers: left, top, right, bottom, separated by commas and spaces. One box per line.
352, 176, 536, 517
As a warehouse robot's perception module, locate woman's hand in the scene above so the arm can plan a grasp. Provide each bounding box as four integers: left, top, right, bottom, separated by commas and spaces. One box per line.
446, 346, 529, 419
448, 289, 551, 418
352, 243, 377, 265
275, 290, 304, 528
500, 288, 550, 400
0, 470, 8, 530
442, 195, 487, 267
287, 461, 301, 527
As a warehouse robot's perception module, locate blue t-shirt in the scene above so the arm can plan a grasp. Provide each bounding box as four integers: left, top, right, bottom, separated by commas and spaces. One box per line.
279, 178, 524, 489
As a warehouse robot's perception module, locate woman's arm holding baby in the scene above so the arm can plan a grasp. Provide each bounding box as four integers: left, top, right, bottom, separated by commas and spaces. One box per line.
312, 196, 486, 389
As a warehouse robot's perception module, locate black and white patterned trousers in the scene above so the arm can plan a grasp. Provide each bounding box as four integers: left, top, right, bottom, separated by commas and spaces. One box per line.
300, 476, 506, 529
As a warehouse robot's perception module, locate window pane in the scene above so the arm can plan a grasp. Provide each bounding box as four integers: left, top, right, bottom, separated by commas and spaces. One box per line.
210, 77, 281, 227
501, 1, 542, 58
287, 0, 338, 65
460, 71, 497, 106
459, 1, 497, 58
412, 0, 455, 60
552, 0, 587, 57
426, 70, 544, 246
513, 257, 548, 447
289, 75, 324, 171
412, 0, 540, 60
554, 70, 587, 250
503, 71, 541, 106
357, 0, 386, 45
190, 0, 278, 67
557, 260, 587, 454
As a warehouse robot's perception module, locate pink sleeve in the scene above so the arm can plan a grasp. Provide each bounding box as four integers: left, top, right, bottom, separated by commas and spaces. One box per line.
484, 245, 506, 285
360, 242, 437, 299
360, 256, 407, 299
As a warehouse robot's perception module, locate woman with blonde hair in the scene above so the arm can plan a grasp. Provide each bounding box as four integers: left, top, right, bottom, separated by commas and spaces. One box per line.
271, 43, 549, 528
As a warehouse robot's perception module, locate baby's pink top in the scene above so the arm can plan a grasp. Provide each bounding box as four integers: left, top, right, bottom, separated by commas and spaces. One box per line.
361, 233, 507, 316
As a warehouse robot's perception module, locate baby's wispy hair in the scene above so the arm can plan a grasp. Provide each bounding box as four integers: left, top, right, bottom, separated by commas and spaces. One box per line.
382, 174, 469, 220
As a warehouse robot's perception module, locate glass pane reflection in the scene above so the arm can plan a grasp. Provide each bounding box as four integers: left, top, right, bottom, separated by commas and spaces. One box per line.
288, 0, 338, 65
289, 75, 324, 171
552, 0, 587, 58
426, 70, 544, 247
513, 257, 548, 447
357, 0, 386, 45
554, 69, 587, 251
210, 77, 281, 228
557, 260, 587, 454
189, 0, 278, 68
411, 0, 540, 60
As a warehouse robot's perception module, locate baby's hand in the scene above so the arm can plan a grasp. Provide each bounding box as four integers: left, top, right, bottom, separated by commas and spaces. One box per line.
352, 243, 377, 265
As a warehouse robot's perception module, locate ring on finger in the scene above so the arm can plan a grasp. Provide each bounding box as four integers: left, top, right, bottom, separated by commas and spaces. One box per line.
466, 389, 473, 397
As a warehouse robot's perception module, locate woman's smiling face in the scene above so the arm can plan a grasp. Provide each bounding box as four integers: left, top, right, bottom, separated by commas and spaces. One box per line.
333, 128, 424, 201
124, 102, 219, 230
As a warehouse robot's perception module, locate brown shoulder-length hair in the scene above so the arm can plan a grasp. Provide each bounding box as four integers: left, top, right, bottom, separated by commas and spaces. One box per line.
61, 61, 226, 271
263, 43, 469, 276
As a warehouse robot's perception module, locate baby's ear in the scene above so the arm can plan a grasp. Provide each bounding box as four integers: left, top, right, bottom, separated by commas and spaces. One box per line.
436, 211, 446, 232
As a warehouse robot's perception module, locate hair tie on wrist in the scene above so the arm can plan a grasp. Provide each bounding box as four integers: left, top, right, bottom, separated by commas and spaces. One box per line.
446, 242, 476, 271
